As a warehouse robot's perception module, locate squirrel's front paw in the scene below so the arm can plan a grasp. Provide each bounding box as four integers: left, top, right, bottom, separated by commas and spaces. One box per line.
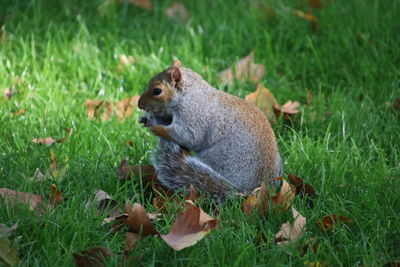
139, 116, 157, 128
139, 116, 148, 125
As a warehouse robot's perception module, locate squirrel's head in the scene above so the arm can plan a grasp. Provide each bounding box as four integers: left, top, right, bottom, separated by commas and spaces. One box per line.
138, 60, 183, 113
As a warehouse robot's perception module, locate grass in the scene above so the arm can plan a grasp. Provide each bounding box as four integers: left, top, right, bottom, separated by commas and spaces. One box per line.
1, 0, 400, 265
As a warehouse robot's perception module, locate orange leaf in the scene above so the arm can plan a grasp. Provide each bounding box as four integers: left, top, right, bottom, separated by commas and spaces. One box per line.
49, 184, 63, 208
114, 96, 139, 121
219, 51, 265, 85
273, 100, 301, 119
275, 207, 306, 245
271, 179, 296, 210
294, 10, 318, 22
123, 203, 158, 236
245, 83, 278, 122
317, 214, 353, 231
161, 200, 217, 251
243, 182, 269, 216
73, 247, 112, 267
166, 2, 190, 22
0, 188, 44, 215
116, 0, 152, 10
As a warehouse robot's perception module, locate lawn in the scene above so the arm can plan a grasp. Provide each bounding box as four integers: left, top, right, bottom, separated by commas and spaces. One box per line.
1, 0, 399, 266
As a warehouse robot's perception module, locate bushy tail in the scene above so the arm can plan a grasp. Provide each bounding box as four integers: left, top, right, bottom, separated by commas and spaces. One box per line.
152, 139, 236, 201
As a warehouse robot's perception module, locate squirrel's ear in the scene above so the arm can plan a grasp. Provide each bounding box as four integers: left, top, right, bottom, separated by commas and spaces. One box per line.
171, 67, 182, 83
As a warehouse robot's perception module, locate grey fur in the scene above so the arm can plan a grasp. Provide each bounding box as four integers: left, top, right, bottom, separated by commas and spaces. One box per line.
144, 67, 283, 200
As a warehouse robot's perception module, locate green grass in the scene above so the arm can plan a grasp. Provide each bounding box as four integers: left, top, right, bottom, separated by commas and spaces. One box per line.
1, 0, 400, 266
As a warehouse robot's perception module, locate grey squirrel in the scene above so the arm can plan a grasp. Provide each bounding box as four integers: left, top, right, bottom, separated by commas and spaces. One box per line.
138, 60, 283, 200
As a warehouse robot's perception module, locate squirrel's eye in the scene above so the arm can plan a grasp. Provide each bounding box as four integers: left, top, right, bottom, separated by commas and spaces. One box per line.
153, 88, 162, 96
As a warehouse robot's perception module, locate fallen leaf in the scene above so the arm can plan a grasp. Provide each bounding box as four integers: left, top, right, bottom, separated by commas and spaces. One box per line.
273, 100, 301, 119
32, 137, 58, 146
187, 184, 198, 201
271, 178, 296, 210
219, 51, 265, 85
275, 207, 306, 245
49, 184, 63, 208
119, 54, 135, 66
118, 160, 156, 184
166, 2, 190, 22
294, 10, 318, 22
10, 108, 26, 118
161, 200, 217, 251
317, 214, 353, 231
86, 96, 139, 121
4, 88, 12, 100
48, 151, 69, 182
393, 98, 400, 110
73, 247, 112, 267
87, 190, 121, 224
125, 231, 140, 253
304, 261, 328, 267
0, 188, 44, 214
116, 0, 152, 10
243, 182, 269, 216
123, 203, 158, 237
245, 83, 278, 122
31, 168, 45, 182
288, 174, 316, 208
114, 96, 139, 121
0, 224, 20, 266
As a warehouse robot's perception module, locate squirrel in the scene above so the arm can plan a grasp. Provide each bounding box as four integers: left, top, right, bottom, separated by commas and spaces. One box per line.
138, 60, 283, 201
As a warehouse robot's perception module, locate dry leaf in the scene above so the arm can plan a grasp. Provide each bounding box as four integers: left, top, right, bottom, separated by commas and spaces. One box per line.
118, 160, 156, 184
245, 83, 278, 122
294, 10, 318, 22
88, 190, 121, 224
304, 261, 328, 267
187, 184, 198, 201
119, 54, 135, 66
275, 207, 306, 245
49, 184, 63, 208
273, 100, 301, 119
166, 2, 190, 22
271, 178, 296, 210
31, 168, 45, 182
116, 0, 152, 10
48, 151, 69, 182
317, 214, 353, 231
160, 200, 217, 251
125, 231, 140, 253
115, 96, 139, 121
123, 203, 158, 236
0, 224, 20, 266
73, 247, 112, 267
288, 174, 316, 208
393, 98, 400, 110
10, 108, 26, 118
4, 88, 12, 100
32, 127, 74, 145
0, 188, 44, 214
243, 182, 269, 216
219, 51, 265, 85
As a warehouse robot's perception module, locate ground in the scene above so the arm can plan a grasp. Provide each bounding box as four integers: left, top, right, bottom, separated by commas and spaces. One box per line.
0, 0, 399, 266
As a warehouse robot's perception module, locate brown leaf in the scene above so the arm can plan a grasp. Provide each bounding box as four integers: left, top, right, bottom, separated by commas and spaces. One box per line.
288, 174, 316, 208
89, 190, 121, 223
4, 88, 12, 100
49, 184, 63, 208
393, 98, 400, 110
73, 247, 112, 267
119, 54, 135, 66
186, 184, 198, 202
118, 160, 156, 184
317, 214, 353, 231
31, 168, 45, 182
273, 100, 301, 119
32, 128, 74, 146
245, 83, 278, 122
0, 224, 20, 266
166, 2, 190, 22
219, 51, 265, 85
115, 96, 139, 121
275, 207, 306, 245
10, 108, 26, 118
160, 200, 217, 251
123, 203, 158, 236
125, 231, 140, 253
243, 182, 269, 216
271, 178, 296, 210
0, 188, 44, 214
294, 10, 318, 22
116, 0, 152, 10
